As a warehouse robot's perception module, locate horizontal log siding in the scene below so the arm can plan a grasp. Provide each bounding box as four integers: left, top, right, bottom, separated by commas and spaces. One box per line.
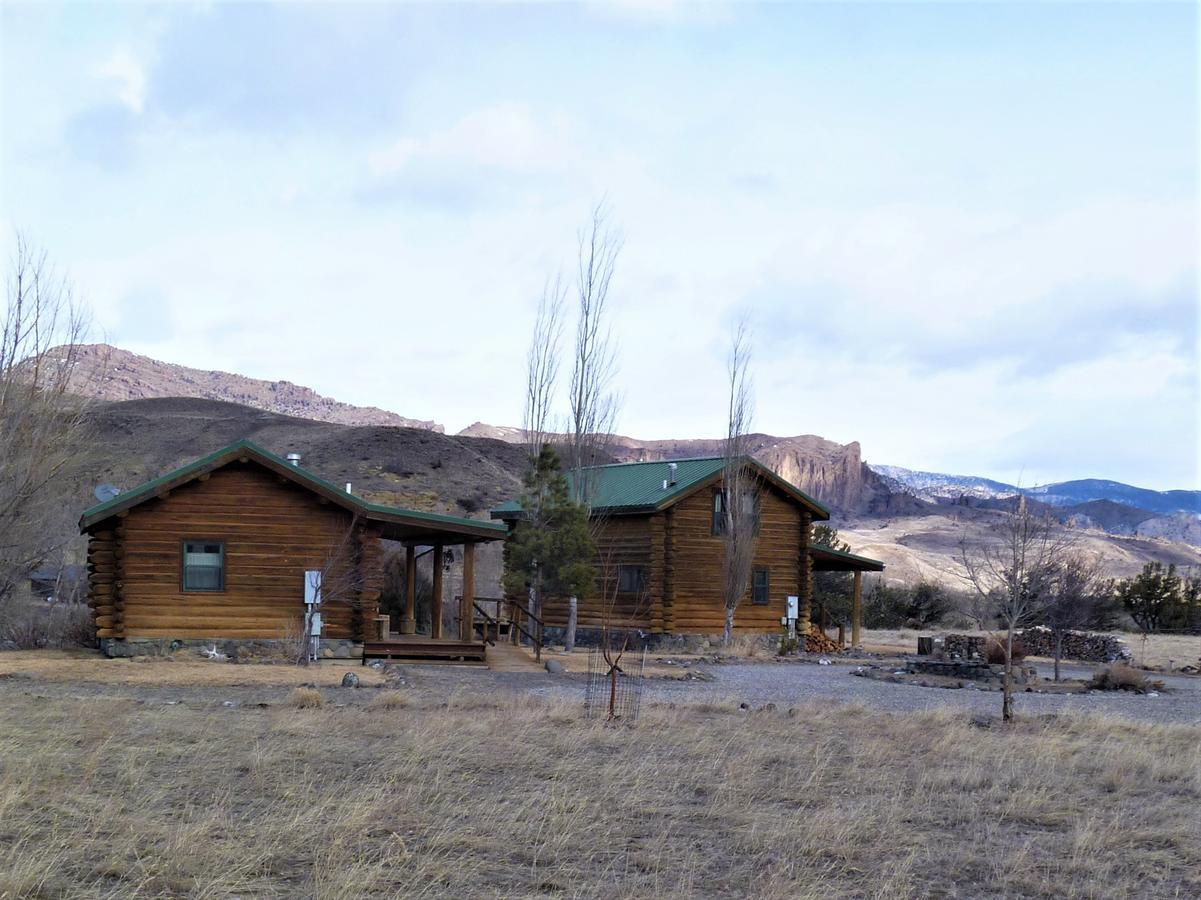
106, 463, 363, 640
657, 480, 802, 634
540, 514, 658, 631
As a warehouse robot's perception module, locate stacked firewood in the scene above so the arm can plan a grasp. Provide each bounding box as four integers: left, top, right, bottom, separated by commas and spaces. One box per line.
805, 628, 840, 654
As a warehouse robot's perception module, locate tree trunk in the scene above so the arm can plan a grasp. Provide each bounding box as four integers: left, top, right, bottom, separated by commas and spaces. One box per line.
1003, 624, 1015, 723
564, 596, 577, 652
1054, 631, 1062, 683
723, 606, 735, 645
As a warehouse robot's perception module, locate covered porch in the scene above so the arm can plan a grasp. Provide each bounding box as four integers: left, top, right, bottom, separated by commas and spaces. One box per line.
358, 507, 508, 663
807, 545, 886, 649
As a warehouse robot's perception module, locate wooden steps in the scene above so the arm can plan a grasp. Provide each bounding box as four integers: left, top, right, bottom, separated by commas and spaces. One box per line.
362, 639, 486, 665
486, 642, 545, 673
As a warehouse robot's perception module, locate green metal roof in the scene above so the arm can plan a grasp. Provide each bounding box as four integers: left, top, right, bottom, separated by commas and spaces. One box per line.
79, 438, 508, 538
491, 456, 830, 519
809, 544, 886, 571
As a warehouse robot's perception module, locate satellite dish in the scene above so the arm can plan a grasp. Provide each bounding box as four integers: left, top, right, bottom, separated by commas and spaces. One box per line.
94, 483, 121, 502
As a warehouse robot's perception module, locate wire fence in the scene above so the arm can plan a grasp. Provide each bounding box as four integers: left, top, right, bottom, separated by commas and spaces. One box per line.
584, 644, 647, 722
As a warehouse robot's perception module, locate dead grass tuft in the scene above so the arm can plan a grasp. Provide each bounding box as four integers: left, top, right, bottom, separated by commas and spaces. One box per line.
283, 686, 323, 708
367, 690, 409, 710
1090, 663, 1150, 692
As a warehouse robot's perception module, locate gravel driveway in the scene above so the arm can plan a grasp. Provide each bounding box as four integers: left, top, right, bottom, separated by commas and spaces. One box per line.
629, 661, 1201, 725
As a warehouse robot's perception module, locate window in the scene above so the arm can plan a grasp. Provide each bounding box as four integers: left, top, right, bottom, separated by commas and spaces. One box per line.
183, 541, 224, 591
616, 565, 647, 595
752, 568, 770, 605
713, 488, 760, 536
711, 490, 726, 536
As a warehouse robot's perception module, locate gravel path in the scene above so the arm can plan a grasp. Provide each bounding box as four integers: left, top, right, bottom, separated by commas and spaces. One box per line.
5, 659, 1198, 725
633, 661, 1201, 725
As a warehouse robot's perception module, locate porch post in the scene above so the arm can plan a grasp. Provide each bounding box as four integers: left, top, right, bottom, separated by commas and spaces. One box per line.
460, 542, 475, 642
431, 545, 444, 639
401, 544, 417, 635
851, 570, 863, 649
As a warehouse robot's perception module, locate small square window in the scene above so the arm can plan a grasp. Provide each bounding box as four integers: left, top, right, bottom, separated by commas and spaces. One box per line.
616, 565, 647, 595
752, 568, 770, 605
183, 541, 224, 592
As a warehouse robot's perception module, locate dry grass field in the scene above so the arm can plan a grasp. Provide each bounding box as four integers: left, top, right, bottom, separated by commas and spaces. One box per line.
1, 672, 1199, 899
0, 650, 389, 687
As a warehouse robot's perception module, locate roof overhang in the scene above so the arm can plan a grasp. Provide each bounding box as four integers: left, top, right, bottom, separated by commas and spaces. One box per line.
809, 545, 885, 572
79, 440, 508, 544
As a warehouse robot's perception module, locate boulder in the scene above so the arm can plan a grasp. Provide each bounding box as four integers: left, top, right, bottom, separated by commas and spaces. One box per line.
341, 672, 360, 688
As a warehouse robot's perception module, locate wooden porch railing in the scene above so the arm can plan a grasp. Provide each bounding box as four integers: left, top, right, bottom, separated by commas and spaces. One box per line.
455, 596, 544, 661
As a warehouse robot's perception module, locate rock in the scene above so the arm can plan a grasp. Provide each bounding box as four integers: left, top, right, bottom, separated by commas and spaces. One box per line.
818, 657, 832, 666
787, 708, 798, 718
221, 700, 238, 708
738, 701, 750, 711
970, 714, 994, 729
369, 660, 385, 670
0, 640, 20, 652
341, 672, 360, 688
545, 659, 565, 675
761, 702, 777, 712
321, 648, 335, 659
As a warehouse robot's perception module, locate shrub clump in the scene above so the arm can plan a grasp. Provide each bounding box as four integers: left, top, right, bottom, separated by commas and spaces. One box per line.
285, 687, 324, 708
1089, 664, 1150, 693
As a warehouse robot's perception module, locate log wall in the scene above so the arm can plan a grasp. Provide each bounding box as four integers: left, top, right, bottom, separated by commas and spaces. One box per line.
86, 462, 369, 641
532, 475, 814, 635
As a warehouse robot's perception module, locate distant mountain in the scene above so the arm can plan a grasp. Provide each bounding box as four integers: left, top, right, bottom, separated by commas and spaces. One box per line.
870, 465, 1018, 501
871, 465, 1200, 518
1025, 479, 1200, 517
35, 344, 444, 432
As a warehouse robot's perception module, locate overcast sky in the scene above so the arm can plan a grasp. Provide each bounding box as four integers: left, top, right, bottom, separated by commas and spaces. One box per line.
2, 2, 1197, 490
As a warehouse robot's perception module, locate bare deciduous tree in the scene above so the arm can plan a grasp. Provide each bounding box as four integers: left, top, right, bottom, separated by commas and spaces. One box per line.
518, 278, 566, 627
563, 200, 623, 652
720, 316, 756, 645
1044, 551, 1109, 682
1, 235, 96, 611
522, 277, 565, 463
960, 496, 1071, 721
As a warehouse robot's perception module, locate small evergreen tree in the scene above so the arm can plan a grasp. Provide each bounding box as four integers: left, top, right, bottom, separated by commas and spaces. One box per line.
1116, 562, 1183, 633
502, 445, 596, 631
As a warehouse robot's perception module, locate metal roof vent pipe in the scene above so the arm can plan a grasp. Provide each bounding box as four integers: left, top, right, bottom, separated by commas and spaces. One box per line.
286, 453, 302, 467
345, 482, 353, 494
668, 462, 678, 486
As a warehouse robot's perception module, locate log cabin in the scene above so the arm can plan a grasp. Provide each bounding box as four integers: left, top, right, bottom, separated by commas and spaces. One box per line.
491, 457, 884, 642
79, 440, 507, 660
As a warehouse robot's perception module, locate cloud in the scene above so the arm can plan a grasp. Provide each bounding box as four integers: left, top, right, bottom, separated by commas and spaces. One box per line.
368, 103, 576, 177
96, 49, 146, 114
62, 103, 140, 169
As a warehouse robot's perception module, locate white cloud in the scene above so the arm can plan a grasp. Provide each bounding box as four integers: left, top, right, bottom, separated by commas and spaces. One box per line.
95, 48, 146, 114
368, 103, 576, 177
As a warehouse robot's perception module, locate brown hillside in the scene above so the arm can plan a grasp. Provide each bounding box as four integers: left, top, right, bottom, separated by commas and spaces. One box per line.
41, 344, 443, 431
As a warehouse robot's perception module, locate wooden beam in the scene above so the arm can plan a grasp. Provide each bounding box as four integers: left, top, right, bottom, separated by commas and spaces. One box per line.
401, 544, 417, 635
851, 570, 863, 649
460, 542, 475, 642
431, 545, 444, 639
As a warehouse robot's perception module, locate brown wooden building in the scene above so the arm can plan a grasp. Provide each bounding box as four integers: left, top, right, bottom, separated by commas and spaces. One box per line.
492, 457, 884, 640
80, 440, 507, 658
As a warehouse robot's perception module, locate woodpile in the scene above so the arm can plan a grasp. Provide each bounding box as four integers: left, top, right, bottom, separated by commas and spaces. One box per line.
805, 627, 840, 654
1018, 626, 1132, 663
